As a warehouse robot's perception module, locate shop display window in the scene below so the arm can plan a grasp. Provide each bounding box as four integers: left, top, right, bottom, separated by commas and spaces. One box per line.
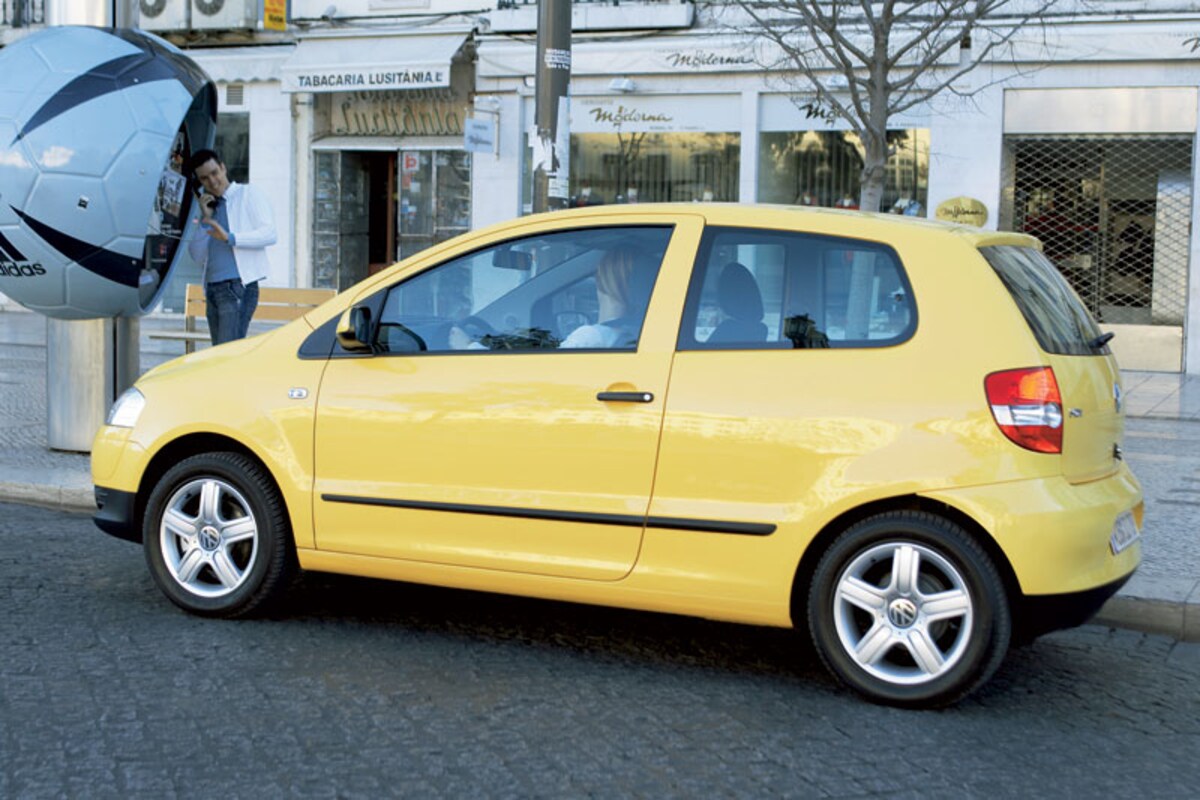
523, 132, 740, 211
757, 129, 929, 215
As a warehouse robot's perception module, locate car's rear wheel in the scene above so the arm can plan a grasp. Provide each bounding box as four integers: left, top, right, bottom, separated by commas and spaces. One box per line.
143, 452, 295, 618
808, 511, 1010, 708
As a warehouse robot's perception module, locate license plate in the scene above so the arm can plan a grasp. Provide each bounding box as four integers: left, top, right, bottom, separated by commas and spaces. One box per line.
1110, 512, 1140, 555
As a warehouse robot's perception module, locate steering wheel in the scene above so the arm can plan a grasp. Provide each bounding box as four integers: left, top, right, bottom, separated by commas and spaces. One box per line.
456, 315, 496, 338
378, 321, 427, 352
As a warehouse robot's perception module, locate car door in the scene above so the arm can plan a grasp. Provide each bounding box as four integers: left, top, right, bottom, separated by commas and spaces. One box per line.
651, 224, 919, 544
312, 215, 703, 581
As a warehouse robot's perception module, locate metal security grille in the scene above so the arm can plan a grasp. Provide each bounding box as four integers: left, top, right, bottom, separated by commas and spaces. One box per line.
1001, 135, 1192, 328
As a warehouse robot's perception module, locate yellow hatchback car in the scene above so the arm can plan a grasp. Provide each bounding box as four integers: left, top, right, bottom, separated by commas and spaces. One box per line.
92, 204, 1142, 707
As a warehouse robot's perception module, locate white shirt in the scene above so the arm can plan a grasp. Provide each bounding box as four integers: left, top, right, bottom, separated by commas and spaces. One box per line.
561, 323, 625, 349
186, 181, 276, 285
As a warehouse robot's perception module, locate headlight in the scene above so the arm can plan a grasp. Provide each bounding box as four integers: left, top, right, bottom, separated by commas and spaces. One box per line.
106, 387, 145, 428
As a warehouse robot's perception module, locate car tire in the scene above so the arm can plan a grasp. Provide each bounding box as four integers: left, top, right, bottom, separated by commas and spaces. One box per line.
808, 511, 1010, 708
143, 452, 295, 618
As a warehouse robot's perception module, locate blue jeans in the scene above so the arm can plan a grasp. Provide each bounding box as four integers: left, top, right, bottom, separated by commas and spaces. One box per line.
205, 279, 259, 346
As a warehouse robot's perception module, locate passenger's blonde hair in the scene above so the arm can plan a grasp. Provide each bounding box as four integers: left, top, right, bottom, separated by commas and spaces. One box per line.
596, 246, 636, 306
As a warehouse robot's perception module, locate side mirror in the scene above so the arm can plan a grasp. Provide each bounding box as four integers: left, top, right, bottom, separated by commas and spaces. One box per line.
336, 305, 373, 352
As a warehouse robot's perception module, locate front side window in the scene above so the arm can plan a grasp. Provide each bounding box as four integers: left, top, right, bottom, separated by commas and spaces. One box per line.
373, 226, 673, 354
679, 227, 916, 350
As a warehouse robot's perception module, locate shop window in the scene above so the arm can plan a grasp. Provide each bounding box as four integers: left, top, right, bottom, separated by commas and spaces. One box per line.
757, 130, 929, 215
523, 132, 741, 212
214, 113, 250, 184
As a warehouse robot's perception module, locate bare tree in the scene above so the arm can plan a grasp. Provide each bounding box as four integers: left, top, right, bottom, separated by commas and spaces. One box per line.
724, 0, 1063, 211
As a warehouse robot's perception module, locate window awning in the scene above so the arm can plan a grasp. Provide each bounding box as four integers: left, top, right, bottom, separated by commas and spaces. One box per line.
280, 32, 469, 93
190, 45, 294, 84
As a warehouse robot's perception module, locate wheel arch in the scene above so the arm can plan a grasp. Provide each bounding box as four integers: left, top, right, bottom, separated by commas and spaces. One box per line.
133, 433, 283, 543
788, 494, 1022, 631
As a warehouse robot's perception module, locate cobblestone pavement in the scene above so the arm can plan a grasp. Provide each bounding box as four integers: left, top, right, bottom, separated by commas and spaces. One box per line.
2, 503, 1198, 798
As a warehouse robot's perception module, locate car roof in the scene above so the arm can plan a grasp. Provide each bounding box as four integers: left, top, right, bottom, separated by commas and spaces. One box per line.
515, 203, 1038, 251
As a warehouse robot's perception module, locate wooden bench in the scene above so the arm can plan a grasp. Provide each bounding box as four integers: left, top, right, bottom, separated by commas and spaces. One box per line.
148, 283, 336, 354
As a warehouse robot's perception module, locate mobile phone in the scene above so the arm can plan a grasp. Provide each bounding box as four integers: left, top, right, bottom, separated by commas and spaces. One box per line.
193, 183, 213, 218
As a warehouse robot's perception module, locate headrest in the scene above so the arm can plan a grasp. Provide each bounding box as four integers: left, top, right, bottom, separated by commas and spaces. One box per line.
717, 262, 764, 322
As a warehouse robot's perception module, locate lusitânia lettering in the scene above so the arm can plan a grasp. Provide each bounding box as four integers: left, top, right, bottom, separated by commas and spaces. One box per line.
298, 70, 446, 89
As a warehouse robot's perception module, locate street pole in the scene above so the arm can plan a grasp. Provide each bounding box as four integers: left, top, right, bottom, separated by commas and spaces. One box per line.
532, 0, 571, 214
45, 0, 141, 452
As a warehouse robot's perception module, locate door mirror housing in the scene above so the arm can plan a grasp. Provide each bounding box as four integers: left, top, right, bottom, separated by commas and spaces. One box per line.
336, 305, 373, 352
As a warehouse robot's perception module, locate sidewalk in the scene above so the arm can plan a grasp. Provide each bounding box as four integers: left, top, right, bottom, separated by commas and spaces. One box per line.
0, 306, 1197, 641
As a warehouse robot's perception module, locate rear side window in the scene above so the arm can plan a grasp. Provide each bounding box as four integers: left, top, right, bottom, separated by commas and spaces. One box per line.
678, 227, 916, 350
980, 245, 1106, 356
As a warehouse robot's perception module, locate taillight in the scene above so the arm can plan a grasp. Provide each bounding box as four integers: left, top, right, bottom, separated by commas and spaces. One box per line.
985, 367, 1063, 454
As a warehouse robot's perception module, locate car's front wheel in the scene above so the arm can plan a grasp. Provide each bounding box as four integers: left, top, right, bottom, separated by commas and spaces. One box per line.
808, 511, 1011, 708
143, 452, 295, 618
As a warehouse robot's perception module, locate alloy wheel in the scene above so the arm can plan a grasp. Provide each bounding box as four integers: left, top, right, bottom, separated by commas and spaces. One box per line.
159, 477, 259, 599
832, 541, 974, 685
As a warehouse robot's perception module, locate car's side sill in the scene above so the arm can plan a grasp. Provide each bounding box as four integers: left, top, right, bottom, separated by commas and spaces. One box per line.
320, 494, 776, 536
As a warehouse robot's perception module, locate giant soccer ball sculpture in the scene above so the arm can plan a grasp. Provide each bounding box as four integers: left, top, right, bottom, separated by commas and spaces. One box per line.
0, 26, 216, 319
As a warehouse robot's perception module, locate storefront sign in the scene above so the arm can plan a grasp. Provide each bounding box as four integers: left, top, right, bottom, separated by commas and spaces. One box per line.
588, 106, 674, 128
478, 36, 954, 80
296, 69, 447, 91
662, 50, 755, 70
571, 95, 738, 133
331, 90, 468, 137
935, 196, 989, 227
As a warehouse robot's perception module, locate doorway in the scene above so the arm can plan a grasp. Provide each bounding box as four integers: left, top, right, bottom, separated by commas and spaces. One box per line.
313, 150, 396, 291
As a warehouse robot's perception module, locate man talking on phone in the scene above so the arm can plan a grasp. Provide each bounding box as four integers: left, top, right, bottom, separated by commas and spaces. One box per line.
185, 148, 276, 346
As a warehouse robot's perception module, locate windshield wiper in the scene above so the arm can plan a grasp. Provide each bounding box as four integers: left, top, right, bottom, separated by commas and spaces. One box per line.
1089, 331, 1115, 350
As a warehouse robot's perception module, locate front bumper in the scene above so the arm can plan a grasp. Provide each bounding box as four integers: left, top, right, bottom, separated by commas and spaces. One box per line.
93, 485, 139, 543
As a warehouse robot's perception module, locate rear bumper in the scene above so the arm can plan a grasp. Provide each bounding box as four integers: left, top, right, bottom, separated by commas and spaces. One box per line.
924, 462, 1142, 597
1016, 572, 1133, 640
93, 485, 140, 544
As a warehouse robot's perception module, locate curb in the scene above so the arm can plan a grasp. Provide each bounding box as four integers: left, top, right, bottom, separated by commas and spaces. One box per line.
1093, 574, 1200, 643
0, 482, 94, 514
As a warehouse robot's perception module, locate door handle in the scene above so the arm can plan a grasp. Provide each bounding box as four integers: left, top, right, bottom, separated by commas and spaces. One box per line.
597, 391, 654, 403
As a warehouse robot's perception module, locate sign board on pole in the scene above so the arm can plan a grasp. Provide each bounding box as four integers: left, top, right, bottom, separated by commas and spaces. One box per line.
464, 117, 496, 155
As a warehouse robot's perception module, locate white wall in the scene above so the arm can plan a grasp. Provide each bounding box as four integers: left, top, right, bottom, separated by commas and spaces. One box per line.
470, 91, 526, 230
237, 81, 295, 289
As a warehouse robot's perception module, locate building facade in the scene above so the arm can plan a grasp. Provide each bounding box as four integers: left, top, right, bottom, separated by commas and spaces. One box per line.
2, 0, 1199, 373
